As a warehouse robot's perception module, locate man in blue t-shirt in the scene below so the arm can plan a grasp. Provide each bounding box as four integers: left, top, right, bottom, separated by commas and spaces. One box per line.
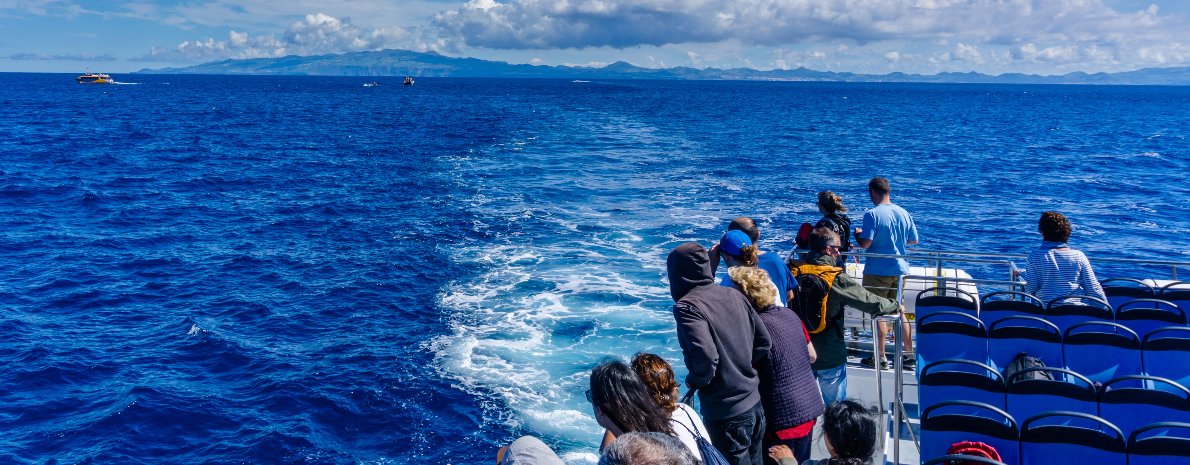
710, 217, 797, 307
855, 177, 919, 370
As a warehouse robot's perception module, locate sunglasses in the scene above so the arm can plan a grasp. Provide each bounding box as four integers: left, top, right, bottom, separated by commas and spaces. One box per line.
585, 389, 594, 403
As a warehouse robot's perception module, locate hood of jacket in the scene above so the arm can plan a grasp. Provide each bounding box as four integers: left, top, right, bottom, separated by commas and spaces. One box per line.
667, 242, 715, 301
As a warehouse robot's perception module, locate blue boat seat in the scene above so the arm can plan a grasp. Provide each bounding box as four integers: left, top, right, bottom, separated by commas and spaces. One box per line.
1144, 327, 1190, 392
1100, 278, 1155, 310
1159, 282, 1190, 318
1020, 411, 1126, 465
1099, 375, 1190, 439
1062, 321, 1141, 384
1128, 422, 1190, 465
917, 311, 989, 371
988, 316, 1063, 373
920, 359, 1007, 413
921, 400, 1019, 465
1006, 367, 1097, 427
916, 286, 979, 320
981, 291, 1045, 325
1046, 295, 1113, 337
1115, 299, 1186, 341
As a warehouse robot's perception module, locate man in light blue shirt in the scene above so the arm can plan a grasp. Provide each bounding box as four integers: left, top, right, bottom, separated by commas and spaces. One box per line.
855, 177, 919, 369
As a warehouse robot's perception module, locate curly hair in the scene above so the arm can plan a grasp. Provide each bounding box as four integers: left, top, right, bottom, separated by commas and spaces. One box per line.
818, 191, 849, 213
728, 266, 777, 309
631, 353, 679, 413
1039, 211, 1072, 242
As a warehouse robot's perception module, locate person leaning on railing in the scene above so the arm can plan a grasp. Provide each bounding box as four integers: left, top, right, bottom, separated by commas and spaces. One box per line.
800, 228, 904, 406
1014, 211, 1107, 305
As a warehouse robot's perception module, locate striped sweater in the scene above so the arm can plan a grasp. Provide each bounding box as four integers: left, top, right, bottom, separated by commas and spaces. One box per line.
1021, 242, 1107, 306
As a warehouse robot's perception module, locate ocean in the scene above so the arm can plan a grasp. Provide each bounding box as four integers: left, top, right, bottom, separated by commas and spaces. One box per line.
1, 74, 1188, 464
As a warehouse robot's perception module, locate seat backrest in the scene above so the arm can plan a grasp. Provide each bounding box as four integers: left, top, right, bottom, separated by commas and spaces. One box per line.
1128, 422, 1190, 464
1101, 278, 1155, 310
921, 400, 1019, 465
1006, 367, 1097, 426
1143, 327, 1190, 390
917, 311, 989, 370
1159, 282, 1190, 313
987, 316, 1064, 373
1116, 299, 1187, 339
917, 286, 980, 320
1063, 321, 1142, 384
1020, 411, 1126, 465
921, 359, 1007, 412
1046, 294, 1114, 336
981, 291, 1045, 323
1099, 375, 1190, 439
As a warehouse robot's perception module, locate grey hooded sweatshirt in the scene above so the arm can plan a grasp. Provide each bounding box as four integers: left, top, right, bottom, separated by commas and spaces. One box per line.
668, 242, 772, 421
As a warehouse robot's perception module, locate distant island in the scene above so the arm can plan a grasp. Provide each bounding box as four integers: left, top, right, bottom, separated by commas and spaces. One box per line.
136, 49, 1190, 85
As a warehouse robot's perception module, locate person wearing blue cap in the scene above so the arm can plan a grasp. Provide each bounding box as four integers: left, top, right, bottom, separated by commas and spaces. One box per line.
711, 219, 789, 307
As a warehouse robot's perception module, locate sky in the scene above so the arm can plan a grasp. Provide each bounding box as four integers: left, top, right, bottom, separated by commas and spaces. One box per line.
2, 0, 1189, 75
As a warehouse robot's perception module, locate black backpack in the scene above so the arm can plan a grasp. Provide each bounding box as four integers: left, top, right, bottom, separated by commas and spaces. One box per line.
1002, 353, 1053, 381
790, 264, 844, 334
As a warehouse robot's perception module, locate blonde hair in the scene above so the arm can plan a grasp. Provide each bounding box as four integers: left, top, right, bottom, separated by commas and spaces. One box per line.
818, 191, 848, 213
728, 267, 777, 309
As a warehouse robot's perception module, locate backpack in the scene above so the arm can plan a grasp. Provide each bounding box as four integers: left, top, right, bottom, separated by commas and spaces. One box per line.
817, 214, 852, 254
674, 394, 730, 465
1002, 353, 1053, 382
790, 263, 844, 334
944, 441, 1002, 464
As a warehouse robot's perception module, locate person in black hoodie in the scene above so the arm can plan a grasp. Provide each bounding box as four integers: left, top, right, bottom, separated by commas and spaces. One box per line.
668, 242, 772, 465
814, 191, 852, 267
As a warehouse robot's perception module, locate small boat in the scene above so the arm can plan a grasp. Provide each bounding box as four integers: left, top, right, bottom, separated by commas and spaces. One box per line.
76, 72, 113, 84
403, 76, 414, 86
363, 82, 381, 87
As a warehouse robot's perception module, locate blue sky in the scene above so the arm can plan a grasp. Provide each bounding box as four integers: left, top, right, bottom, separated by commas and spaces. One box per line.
2, 0, 1188, 75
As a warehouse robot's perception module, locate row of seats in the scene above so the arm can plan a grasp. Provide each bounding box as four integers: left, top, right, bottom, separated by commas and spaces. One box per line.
920, 400, 1190, 465
916, 287, 1190, 338
920, 364, 1190, 439
916, 312, 1190, 386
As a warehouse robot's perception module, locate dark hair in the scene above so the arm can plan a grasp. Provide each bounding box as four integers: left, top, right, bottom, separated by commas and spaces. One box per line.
591, 361, 675, 437
820, 400, 877, 464
728, 217, 759, 245
1039, 211, 1072, 242
809, 227, 841, 254
818, 191, 848, 213
631, 353, 679, 413
868, 177, 890, 197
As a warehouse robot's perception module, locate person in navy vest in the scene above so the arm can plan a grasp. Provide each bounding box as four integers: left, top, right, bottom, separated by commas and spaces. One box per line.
669, 242, 772, 465
727, 266, 825, 465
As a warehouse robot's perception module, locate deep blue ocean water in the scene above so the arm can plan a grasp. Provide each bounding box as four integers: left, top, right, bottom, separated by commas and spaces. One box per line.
1, 74, 1188, 464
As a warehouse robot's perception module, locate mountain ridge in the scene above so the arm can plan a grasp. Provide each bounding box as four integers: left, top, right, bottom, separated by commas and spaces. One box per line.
134, 49, 1190, 85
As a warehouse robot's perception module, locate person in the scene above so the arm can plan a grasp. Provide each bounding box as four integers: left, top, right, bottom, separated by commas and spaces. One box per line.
600, 432, 700, 465
629, 353, 712, 458
668, 242, 772, 465
711, 217, 798, 306
1017, 211, 1107, 305
815, 192, 853, 268
713, 229, 783, 305
728, 266, 825, 465
496, 436, 565, 465
588, 360, 677, 452
854, 177, 918, 370
797, 228, 902, 405
768, 400, 878, 465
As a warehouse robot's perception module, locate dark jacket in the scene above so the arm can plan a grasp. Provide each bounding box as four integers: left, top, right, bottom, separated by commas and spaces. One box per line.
815, 213, 853, 254
668, 242, 772, 421
805, 252, 900, 370
755, 304, 826, 433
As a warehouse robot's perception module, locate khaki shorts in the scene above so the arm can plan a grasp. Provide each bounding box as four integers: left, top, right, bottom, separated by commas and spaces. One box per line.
862, 274, 903, 301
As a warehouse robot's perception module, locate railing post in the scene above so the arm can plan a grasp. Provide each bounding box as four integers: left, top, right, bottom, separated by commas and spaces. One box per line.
893, 276, 904, 465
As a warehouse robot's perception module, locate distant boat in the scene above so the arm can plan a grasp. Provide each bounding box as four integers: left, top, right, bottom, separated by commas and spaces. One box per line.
403, 77, 414, 86
76, 72, 113, 84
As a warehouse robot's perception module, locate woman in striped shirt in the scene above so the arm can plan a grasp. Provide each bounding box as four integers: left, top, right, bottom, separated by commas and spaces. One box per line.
1017, 211, 1107, 306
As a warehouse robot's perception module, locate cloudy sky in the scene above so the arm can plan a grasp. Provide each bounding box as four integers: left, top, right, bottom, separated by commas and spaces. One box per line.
2, 0, 1188, 75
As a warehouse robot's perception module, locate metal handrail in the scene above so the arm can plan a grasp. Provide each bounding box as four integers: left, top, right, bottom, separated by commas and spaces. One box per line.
911, 248, 1190, 267
788, 249, 1013, 266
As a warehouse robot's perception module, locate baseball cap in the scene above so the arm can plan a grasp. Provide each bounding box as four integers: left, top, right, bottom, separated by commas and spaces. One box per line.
719, 230, 752, 256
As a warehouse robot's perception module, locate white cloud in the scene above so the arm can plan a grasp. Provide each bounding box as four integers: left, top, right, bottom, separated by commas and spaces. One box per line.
685, 51, 701, 67
884, 51, 900, 62
561, 61, 608, 67
140, 13, 411, 61
8, 52, 116, 61
952, 43, 982, 62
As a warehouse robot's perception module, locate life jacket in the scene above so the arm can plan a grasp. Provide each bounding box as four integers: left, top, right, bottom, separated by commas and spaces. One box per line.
790, 263, 845, 334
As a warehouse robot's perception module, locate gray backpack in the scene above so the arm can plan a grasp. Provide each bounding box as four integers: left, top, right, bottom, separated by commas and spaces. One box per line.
1002, 353, 1053, 381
